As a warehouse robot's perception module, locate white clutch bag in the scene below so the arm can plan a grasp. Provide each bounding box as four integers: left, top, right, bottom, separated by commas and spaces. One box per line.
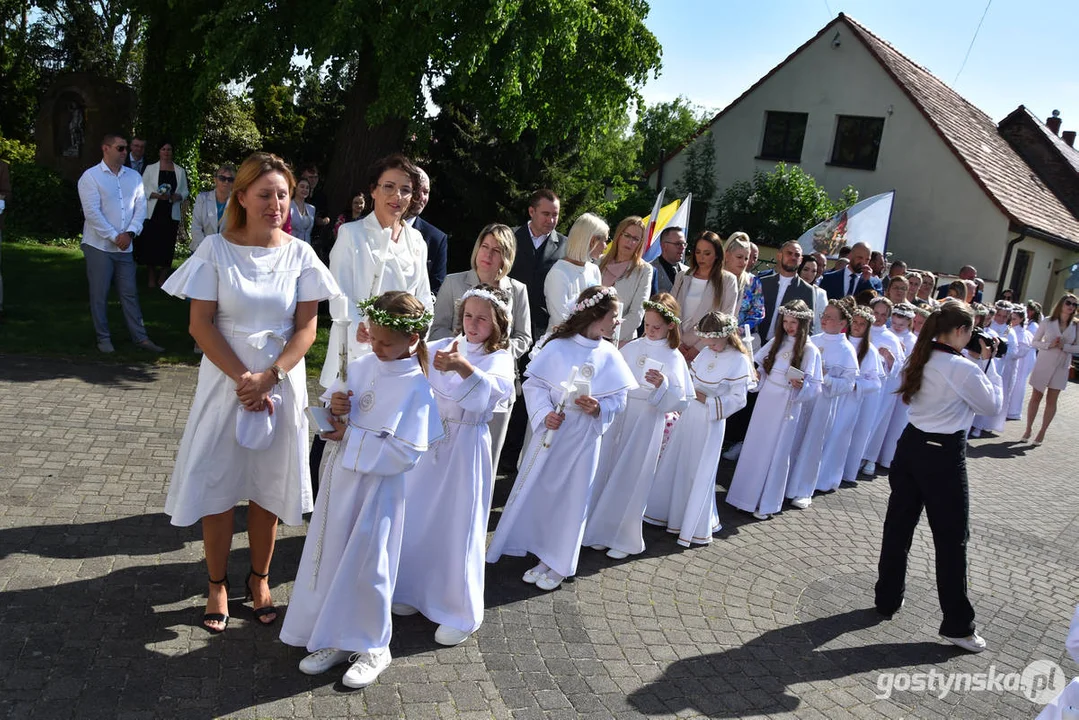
236, 391, 281, 450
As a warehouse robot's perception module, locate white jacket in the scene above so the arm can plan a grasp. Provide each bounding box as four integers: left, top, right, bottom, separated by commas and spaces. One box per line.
142, 161, 189, 221
190, 190, 227, 251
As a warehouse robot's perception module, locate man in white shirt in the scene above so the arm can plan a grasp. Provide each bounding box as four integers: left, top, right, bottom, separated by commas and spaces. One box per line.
77, 133, 163, 354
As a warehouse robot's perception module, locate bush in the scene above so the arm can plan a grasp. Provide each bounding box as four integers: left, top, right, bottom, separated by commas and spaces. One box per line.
0, 137, 36, 164
6, 162, 83, 237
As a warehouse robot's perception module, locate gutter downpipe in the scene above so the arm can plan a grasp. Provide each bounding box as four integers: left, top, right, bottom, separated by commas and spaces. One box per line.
996, 227, 1027, 301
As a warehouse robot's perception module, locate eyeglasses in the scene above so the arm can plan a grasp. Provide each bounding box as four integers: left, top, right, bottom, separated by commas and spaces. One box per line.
114, 145, 128, 152
621, 231, 644, 243
1065, 300, 1077, 307
216, 175, 235, 183
378, 182, 413, 197
662, 240, 687, 247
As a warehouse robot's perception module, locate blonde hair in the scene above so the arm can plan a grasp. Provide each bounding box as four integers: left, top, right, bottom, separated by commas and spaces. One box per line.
469, 223, 516, 280
724, 231, 754, 298
600, 216, 647, 273
1048, 293, 1079, 324
225, 153, 295, 233
565, 213, 608, 264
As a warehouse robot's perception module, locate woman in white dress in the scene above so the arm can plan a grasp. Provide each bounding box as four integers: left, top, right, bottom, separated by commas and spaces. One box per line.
161, 153, 340, 633
726, 300, 822, 519
288, 177, 316, 243
585, 294, 693, 558
431, 224, 531, 469
598, 216, 654, 346
787, 300, 859, 503
841, 306, 885, 485
392, 286, 515, 646
1012, 301, 1041, 419
877, 303, 919, 468
487, 286, 635, 591
1005, 305, 1033, 420
671, 231, 739, 363
281, 292, 442, 689
320, 154, 432, 388
646, 311, 754, 544
1024, 293, 1079, 444
542, 213, 605, 335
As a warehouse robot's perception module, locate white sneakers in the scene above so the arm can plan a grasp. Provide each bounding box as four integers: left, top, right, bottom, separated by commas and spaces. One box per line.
861, 461, 877, 475
298, 647, 352, 675
942, 632, 987, 653
722, 442, 743, 461
606, 548, 629, 559
790, 497, 812, 509
535, 570, 565, 591
390, 603, 419, 616
343, 648, 392, 688
434, 624, 472, 646
752, 511, 771, 520
299, 646, 392, 687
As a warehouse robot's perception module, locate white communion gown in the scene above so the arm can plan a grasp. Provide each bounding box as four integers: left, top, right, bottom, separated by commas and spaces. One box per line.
863, 324, 906, 466
877, 328, 917, 468
1006, 324, 1033, 419
486, 335, 635, 579
645, 346, 754, 546
393, 340, 515, 634
280, 354, 442, 655
725, 335, 822, 516
161, 234, 340, 527
786, 332, 858, 501
585, 337, 694, 555
973, 323, 1015, 434
841, 343, 884, 483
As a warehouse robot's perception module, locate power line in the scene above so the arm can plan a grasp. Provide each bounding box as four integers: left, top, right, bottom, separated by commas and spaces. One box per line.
823, 0, 834, 19
953, 0, 993, 86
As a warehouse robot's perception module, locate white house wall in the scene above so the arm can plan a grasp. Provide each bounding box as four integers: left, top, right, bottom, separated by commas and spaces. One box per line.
654, 23, 1015, 283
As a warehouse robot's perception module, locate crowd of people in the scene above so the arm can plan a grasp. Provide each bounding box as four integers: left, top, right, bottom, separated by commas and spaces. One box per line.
68, 138, 1079, 688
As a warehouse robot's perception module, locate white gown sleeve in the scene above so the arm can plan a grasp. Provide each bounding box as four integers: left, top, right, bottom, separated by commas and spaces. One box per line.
523, 375, 557, 433
793, 348, 823, 405
857, 352, 884, 397
593, 389, 628, 435
341, 428, 424, 475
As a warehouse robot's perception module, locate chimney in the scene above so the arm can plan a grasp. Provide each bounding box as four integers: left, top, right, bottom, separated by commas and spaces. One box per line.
1064, 131, 1077, 148
1047, 109, 1062, 135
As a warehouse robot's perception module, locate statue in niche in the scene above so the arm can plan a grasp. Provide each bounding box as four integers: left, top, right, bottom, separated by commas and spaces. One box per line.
62, 101, 85, 158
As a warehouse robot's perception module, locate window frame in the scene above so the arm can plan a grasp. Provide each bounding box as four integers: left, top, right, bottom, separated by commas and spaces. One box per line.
828, 114, 886, 170
757, 111, 809, 163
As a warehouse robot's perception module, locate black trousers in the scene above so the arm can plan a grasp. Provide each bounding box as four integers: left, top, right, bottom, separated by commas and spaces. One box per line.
724, 387, 757, 447
497, 354, 530, 473
309, 435, 326, 502
875, 424, 976, 638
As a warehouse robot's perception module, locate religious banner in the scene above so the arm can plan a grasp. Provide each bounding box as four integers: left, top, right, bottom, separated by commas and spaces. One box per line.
797, 190, 895, 257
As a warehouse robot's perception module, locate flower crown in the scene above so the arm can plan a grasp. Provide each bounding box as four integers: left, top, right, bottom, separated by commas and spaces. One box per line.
827, 298, 853, 322
569, 286, 618, 317
891, 302, 916, 319
851, 306, 875, 324
994, 300, 1012, 311
696, 313, 739, 338
779, 305, 814, 321
457, 286, 511, 317
357, 297, 433, 334
911, 305, 931, 318
642, 299, 681, 325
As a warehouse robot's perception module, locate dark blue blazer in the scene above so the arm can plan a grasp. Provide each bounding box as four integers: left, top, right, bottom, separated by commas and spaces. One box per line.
820, 269, 882, 300
413, 216, 448, 294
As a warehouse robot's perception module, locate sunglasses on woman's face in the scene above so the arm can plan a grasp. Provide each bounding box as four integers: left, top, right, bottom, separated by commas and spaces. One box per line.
1065, 300, 1077, 308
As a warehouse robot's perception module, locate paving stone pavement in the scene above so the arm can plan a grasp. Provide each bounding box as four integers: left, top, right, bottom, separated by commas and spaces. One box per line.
1, 353, 1077, 720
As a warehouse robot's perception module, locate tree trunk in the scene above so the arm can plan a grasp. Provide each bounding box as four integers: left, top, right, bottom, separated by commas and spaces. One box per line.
325, 46, 409, 218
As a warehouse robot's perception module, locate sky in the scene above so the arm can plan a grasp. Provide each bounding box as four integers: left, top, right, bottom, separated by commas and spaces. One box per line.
639, 0, 1078, 130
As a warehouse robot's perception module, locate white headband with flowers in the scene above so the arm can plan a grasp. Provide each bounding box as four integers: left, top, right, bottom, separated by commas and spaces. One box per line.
779, 305, 814, 321
568, 286, 619, 317
891, 302, 916, 319
458, 286, 511, 316
642, 299, 680, 325
696, 314, 739, 338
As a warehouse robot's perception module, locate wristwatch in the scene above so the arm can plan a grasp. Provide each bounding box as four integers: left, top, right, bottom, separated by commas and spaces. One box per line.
271, 364, 286, 384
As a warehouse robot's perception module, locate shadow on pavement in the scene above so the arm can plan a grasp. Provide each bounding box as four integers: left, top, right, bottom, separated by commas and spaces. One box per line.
627, 608, 962, 717
0, 353, 161, 386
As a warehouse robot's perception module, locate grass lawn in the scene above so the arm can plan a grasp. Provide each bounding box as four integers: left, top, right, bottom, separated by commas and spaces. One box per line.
0, 237, 329, 376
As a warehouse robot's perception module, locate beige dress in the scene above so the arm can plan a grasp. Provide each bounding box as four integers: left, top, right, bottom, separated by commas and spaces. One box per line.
1029, 320, 1079, 391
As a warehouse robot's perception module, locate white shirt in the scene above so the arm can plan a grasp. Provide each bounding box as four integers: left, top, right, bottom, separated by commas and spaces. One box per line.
766, 274, 794, 341
77, 161, 147, 253
906, 349, 1002, 433
528, 221, 550, 250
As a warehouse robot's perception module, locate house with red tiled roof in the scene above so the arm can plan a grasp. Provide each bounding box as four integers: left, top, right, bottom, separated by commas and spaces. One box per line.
649, 13, 1079, 305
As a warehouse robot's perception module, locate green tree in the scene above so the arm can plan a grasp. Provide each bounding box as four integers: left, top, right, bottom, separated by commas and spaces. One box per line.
711, 163, 858, 248
671, 130, 716, 235
198, 86, 262, 182
635, 96, 708, 172
197, 0, 662, 213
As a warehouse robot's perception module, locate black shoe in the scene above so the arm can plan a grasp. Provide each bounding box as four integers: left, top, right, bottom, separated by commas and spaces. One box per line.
203, 575, 230, 634
245, 568, 278, 626
875, 598, 905, 618
841, 479, 859, 487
